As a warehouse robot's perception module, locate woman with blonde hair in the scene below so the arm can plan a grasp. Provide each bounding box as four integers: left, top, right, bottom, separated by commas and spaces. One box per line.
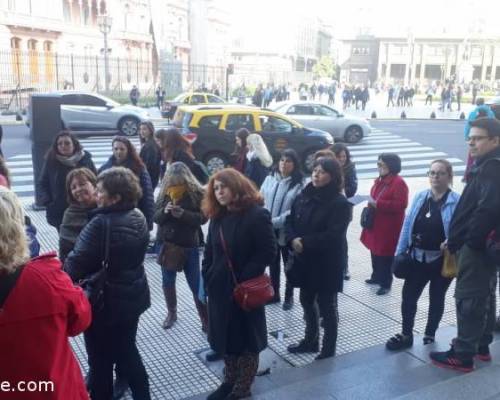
154, 161, 208, 330
0, 187, 91, 400
244, 133, 273, 188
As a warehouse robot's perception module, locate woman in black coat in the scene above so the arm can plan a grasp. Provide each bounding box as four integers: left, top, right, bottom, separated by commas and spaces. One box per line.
37, 131, 96, 230
285, 157, 351, 360
98, 136, 154, 230
139, 121, 161, 189
202, 168, 276, 400
65, 167, 151, 400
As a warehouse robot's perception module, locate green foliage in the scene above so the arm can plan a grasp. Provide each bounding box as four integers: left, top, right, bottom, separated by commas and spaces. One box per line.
312, 56, 335, 79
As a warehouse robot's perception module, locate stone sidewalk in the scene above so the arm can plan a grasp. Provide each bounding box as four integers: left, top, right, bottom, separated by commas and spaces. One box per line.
22, 176, 486, 400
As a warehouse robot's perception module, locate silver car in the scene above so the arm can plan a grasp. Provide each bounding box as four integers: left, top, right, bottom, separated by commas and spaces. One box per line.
25, 91, 151, 136
272, 101, 371, 143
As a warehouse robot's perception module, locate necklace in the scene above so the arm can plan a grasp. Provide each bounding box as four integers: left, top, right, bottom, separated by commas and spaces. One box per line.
425, 199, 431, 218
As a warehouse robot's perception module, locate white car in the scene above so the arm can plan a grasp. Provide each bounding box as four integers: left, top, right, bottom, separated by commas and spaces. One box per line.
272, 101, 371, 143
25, 91, 151, 136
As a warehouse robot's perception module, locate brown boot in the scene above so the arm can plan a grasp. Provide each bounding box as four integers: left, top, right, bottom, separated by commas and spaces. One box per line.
228, 352, 258, 399
194, 296, 209, 333
162, 286, 177, 329
206, 355, 237, 400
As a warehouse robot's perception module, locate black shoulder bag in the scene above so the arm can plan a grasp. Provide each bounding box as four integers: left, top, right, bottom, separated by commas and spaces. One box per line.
79, 218, 111, 313
360, 185, 388, 229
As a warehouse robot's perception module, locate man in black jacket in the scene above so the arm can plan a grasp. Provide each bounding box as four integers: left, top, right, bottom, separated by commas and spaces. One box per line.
431, 117, 500, 372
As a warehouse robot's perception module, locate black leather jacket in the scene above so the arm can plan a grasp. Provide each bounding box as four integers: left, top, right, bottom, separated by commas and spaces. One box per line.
448, 146, 500, 253
64, 204, 150, 322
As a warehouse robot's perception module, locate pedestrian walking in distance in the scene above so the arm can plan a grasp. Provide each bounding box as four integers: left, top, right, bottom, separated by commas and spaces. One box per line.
386, 160, 459, 351
286, 157, 351, 360
202, 168, 276, 400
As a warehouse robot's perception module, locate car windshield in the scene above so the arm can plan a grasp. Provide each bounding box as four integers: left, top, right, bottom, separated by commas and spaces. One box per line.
173, 93, 188, 102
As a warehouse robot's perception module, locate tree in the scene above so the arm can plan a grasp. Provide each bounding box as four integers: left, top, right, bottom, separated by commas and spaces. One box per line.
312, 56, 335, 79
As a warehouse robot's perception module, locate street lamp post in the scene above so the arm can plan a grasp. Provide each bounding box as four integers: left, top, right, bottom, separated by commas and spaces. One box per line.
97, 14, 113, 93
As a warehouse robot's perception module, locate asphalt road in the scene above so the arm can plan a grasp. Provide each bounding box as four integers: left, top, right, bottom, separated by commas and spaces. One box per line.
371, 120, 468, 162
1, 120, 468, 162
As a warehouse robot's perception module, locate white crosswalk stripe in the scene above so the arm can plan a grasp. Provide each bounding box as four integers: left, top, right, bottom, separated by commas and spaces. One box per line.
6, 130, 466, 199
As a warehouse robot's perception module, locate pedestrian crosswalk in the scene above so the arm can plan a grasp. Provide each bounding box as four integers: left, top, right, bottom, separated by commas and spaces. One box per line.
347, 128, 466, 179
6, 128, 466, 201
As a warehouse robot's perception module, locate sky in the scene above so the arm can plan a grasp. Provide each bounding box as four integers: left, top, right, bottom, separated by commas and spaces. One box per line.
217, 0, 500, 39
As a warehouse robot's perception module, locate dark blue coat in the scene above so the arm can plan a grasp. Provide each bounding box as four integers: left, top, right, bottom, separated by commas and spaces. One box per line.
244, 158, 270, 188
98, 157, 154, 230
64, 204, 150, 323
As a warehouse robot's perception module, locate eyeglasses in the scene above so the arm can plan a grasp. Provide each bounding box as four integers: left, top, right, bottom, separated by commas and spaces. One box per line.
468, 135, 490, 143
427, 171, 448, 177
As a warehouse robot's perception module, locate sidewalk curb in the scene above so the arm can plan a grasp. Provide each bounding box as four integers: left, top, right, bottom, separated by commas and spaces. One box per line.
369, 118, 464, 122
0, 120, 25, 126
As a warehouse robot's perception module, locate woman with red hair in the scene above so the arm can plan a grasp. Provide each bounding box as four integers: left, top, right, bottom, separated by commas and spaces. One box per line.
202, 168, 276, 400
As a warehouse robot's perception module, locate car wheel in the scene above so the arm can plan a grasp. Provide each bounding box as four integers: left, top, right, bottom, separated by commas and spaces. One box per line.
204, 152, 228, 174
344, 126, 363, 143
303, 149, 320, 173
118, 117, 139, 136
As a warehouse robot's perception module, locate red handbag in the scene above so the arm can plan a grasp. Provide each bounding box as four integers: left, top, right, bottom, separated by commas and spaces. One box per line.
219, 227, 274, 311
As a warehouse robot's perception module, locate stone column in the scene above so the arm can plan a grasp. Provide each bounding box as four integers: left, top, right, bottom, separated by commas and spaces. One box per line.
385, 42, 390, 82
419, 44, 426, 82
480, 45, 488, 82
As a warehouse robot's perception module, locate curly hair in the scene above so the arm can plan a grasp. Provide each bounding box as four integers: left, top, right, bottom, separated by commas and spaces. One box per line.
0, 187, 30, 274
65, 167, 97, 205
202, 168, 263, 219
112, 136, 145, 176
97, 167, 143, 208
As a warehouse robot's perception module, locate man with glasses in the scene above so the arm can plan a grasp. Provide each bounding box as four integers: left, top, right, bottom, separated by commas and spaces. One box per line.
430, 117, 500, 372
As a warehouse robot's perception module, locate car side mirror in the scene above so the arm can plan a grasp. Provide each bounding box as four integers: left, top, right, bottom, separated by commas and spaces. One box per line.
337, 113, 344, 118
292, 126, 302, 135
106, 103, 114, 109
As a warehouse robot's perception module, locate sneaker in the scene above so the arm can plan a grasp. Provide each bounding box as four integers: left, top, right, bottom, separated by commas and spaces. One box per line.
475, 345, 492, 362
423, 336, 435, 345
365, 278, 378, 285
206, 382, 234, 400
287, 339, 319, 354
386, 334, 413, 351
376, 287, 390, 295
430, 348, 474, 373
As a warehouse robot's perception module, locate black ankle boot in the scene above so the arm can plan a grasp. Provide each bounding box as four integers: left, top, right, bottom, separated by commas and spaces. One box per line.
206, 382, 234, 400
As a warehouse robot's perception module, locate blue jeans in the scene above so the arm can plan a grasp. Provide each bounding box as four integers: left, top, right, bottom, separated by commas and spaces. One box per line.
161, 246, 200, 296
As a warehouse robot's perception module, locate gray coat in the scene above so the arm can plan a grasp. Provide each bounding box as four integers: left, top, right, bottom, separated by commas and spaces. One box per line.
260, 173, 303, 246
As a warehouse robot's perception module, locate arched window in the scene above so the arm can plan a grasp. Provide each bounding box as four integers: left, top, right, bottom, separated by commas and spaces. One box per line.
44, 41, 54, 83
27, 39, 39, 84
10, 37, 22, 84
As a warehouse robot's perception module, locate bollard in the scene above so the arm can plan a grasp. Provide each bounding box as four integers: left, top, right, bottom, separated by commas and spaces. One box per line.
401, 111, 407, 119
459, 112, 466, 119
430, 111, 436, 119
371, 111, 377, 119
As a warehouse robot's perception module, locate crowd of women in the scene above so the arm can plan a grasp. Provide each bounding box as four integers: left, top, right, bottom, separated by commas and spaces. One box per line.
0, 122, 463, 400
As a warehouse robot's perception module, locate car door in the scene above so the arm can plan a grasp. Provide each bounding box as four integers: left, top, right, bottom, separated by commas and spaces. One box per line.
258, 114, 303, 159
60, 94, 82, 129
313, 104, 341, 138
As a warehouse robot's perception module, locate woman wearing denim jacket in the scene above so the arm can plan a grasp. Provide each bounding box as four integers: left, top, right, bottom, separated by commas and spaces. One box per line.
386, 160, 460, 350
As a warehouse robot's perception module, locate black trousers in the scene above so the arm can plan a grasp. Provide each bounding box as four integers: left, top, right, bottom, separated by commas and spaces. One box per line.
401, 257, 452, 337
370, 253, 394, 289
84, 317, 150, 400
300, 289, 338, 352
269, 245, 292, 300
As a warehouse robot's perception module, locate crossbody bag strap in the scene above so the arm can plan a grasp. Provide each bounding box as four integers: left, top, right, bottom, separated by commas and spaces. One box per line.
102, 217, 111, 271
0, 264, 25, 308
218, 226, 238, 286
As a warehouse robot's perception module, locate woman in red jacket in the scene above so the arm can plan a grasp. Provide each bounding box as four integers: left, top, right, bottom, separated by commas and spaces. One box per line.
361, 153, 408, 295
0, 186, 91, 400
